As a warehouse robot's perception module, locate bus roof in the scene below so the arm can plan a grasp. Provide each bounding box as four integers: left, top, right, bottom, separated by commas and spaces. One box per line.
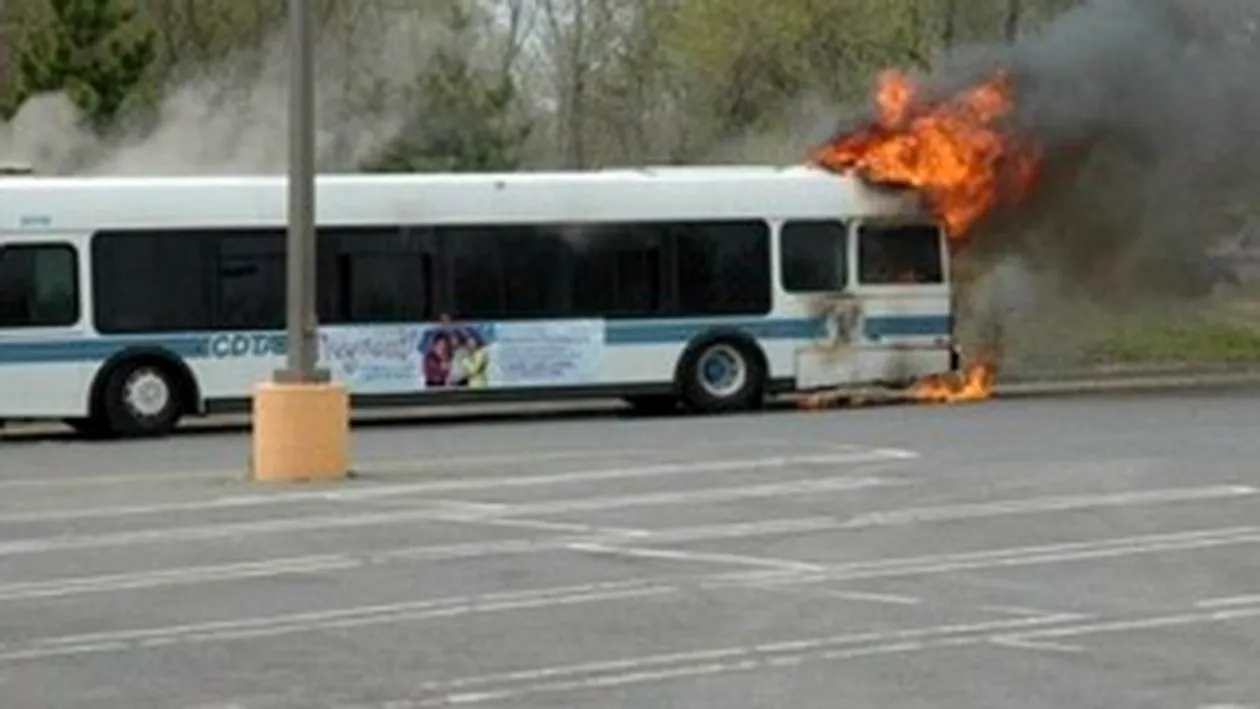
0, 164, 933, 232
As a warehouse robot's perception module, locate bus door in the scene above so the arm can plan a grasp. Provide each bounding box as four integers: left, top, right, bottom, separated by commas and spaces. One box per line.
849, 220, 954, 384
780, 219, 861, 389
0, 236, 93, 418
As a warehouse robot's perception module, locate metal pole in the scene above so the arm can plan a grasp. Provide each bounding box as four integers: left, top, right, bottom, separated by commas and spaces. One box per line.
278, 0, 325, 383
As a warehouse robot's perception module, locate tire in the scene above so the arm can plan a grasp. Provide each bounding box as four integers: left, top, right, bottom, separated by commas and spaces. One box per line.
99, 360, 185, 438
679, 339, 765, 413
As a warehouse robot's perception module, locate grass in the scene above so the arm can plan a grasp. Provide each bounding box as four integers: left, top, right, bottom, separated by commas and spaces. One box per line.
1084, 320, 1260, 365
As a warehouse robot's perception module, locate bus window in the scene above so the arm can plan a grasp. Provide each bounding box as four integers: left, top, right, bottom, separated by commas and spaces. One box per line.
443, 225, 571, 320
319, 228, 433, 324
93, 230, 218, 333
568, 225, 663, 318
216, 233, 286, 330
671, 221, 771, 316
857, 224, 944, 285
780, 220, 847, 292
0, 244, 79, 328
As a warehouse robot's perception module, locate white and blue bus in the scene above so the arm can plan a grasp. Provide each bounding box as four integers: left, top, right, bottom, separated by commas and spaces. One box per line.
0, 165, 957, 438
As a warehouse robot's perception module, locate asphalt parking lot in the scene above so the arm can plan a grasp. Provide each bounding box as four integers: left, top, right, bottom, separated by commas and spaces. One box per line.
0, 387, 1258, 708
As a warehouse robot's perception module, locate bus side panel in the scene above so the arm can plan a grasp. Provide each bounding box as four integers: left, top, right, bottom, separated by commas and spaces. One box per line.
759, 337, 800, 384
854, 285, 953, 383
191, 326, 789, 402
188, 333, 687, 401
191, 352, 284, 402
600, 342, 684, 385
0, 361, 93, 418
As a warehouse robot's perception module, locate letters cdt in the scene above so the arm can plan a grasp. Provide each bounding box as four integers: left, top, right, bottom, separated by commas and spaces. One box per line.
208, 333, 287, 358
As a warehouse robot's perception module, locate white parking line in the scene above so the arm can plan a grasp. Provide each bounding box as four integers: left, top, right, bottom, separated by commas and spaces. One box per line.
0, 477, 897, 557
0, 580, 677, 661
381, 614, 1091, 707
1195, 595, 1260, 609
996, 604, 1260, 646
741, 585, 923, 606
563, 542, 827, 573
987, 635, 1084, 653
368, 601, 1260, 707
0, 483, 1249, 559
0, 439, 826, 491
705, 526, 1260, 590
484, 475, 904, 518
837, 485, 1256, 529
981, 605, 1068, 619
3, 524, 1253, 605
2, 525, 1258, 655
0, 448, 914, 524
0, 556, 360, 601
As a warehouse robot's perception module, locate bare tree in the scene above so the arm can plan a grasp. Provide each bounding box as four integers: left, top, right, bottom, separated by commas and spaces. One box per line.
1004, 0, 1022, 42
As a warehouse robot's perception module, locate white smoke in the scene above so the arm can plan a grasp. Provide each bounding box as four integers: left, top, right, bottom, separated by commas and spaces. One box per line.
0, 7, 462, 175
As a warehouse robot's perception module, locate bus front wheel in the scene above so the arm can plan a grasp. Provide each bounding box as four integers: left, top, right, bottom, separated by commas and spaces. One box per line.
99, 359, 186, 437
679, 339, 765, 413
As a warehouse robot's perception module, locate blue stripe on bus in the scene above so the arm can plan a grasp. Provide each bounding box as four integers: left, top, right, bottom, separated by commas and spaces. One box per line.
0, 315, 950, 365
863, 315, 953, 338
0, 334, 210, 364
603, 317, 828, 344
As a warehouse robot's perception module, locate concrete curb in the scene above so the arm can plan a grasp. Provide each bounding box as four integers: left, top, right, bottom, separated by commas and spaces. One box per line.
998, 362, 1260, 384
994, 369, 1260, 397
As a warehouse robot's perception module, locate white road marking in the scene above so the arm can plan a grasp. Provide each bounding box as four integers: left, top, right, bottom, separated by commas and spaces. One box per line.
0, 440, 814, 491
406, 638, 982, 707
742, 585, 923, 606
378, 615, 1086, 707
0, 555, 360, 601
425, 614, 1086, 692
705, 526, 1260, 590
370, 601, 1260, 707
0, 519, 838, 601
820, 590, 922, 606
837, 485, 1256, 530
483, 475, 904, 518
0, 477, 897, 557
0, 448, 914, 523
994, 604, 1260, 647
563, 543, 827, 572
987, 635, 1084, 653
1, 525, 1257, 658
982, 605, 1069, 619
1195, 595, 1260, 609
434, 517, 644, 535
0, 580, 677, 661
0, 481, 1253, 562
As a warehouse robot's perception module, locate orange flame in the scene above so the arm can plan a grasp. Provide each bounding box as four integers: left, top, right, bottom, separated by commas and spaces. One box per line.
911, 353, 997, 403
813, 69, 1042, 238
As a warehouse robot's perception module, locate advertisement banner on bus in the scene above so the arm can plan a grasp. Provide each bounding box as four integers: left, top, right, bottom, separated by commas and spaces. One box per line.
317, 319, 604, 393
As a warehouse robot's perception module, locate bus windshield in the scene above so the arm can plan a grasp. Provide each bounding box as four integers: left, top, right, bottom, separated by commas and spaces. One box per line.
857, 223, 945, 285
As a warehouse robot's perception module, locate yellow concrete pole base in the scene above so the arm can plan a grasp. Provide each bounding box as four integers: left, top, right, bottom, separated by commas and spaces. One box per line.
250, 381, 350, 483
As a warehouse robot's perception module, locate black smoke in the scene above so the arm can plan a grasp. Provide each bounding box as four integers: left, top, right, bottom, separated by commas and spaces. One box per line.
838, 0, 1260, 302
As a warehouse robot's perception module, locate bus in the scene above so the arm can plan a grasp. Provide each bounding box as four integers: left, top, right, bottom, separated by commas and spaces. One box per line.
0, 165, 957, 438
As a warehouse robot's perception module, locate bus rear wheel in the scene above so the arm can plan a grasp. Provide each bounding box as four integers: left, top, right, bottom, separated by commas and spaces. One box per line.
99, 360, 185, 438
679, 339, 765, 413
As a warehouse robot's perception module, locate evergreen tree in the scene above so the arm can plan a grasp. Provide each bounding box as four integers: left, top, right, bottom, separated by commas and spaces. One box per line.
5, 0, 156, 132
363, 6, 531, 173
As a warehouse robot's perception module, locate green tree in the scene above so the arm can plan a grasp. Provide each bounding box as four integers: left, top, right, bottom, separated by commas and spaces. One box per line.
363, 6, 532, 172
5, 0, 156, 131
365, 58, 532, 173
